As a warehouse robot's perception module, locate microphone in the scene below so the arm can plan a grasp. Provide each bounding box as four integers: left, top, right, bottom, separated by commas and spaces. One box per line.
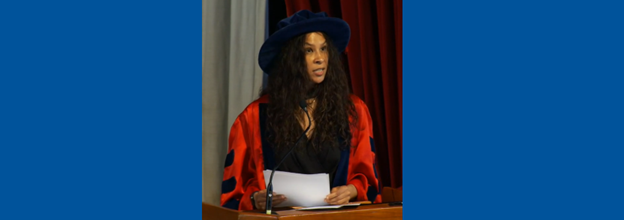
265, 100, 311, 214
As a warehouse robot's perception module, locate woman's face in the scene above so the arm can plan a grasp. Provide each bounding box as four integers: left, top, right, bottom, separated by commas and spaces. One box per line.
304, 32, 328, 84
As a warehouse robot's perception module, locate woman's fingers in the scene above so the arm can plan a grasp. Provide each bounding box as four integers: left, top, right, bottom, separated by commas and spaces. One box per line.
325, 186, 351, 205
254, 190, 266, 202
328, 192, 349, 204
255, 191, 287, 210
325, 188, 339, 201
253, 190, 266, 210
272, 194, 287, 205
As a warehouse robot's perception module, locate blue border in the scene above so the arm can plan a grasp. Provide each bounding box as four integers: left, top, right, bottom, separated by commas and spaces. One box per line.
3, 0, 624, 219
1, 1, 200, 219
405, 0, 624, 219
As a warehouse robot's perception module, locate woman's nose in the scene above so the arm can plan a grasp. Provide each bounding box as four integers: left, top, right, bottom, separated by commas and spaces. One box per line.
314, 55, 324, 64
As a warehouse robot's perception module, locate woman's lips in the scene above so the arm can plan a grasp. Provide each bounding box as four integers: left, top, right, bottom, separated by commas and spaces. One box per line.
313, 68, 325, 76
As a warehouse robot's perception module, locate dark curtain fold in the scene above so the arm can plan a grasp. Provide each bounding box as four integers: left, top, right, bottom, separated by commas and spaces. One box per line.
284, 0, 403, 188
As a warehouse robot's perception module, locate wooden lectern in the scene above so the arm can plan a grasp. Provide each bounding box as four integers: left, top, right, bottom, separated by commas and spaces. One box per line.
202, 202, 402, 220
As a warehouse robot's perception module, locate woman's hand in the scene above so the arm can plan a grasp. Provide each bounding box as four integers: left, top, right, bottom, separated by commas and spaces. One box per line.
325, 184, 358, 205
253, 189, 287, 210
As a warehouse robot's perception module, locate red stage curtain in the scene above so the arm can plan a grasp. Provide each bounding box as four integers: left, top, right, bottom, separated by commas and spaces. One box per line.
285, 0, 403, 188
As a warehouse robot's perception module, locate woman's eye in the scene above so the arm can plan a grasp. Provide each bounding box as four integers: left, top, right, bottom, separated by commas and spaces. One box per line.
321, 47, 327, 51
305, 49, 313, 53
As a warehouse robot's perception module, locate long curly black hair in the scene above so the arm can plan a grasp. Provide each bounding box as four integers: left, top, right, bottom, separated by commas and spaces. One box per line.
260, 32, 357, 152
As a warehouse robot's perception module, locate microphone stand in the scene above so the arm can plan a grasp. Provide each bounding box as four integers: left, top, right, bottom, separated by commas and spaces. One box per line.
265, 101, 311, 214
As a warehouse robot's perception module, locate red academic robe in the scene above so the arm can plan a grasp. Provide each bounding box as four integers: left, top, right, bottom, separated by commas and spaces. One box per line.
220, 95, 382, 210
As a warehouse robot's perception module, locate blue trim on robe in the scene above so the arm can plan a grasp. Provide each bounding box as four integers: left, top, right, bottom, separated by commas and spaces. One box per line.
370, 137, 382, 200
224, 149, 235, 168
221, 176, 237, 194
222, 198, 240, 210
369, 137, 376, 152
367, 185, 378, 202
370, 137, 380, 181
333, 136, 350, 188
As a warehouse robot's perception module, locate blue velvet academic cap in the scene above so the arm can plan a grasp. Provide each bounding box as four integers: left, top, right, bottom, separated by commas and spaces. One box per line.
258, 10, 351, 74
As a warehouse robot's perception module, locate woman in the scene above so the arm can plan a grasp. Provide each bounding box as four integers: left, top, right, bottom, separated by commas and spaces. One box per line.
220, 10, 381, 211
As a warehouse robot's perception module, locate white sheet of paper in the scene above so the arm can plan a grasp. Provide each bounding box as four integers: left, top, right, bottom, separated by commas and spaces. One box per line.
295, 203, 361, 210
263, 170, 330, 207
